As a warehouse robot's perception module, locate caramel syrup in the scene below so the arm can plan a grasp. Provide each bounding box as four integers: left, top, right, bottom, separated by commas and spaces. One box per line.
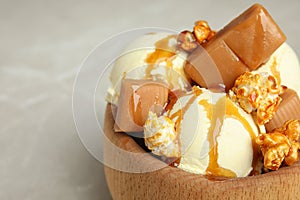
144, 35, 178, 88
225, 97, 260, 175
165, 90, 180, 112
270, 58, 281, 85
167, 88, 202, 162
200, 96, 237, 178
169, 88, 203, 134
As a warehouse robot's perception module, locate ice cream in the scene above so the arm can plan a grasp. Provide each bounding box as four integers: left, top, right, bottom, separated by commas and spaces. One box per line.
106, 3, 300, 178
144, 87, 261, 177
254, 43, 300, 94
106, 32, 190, 105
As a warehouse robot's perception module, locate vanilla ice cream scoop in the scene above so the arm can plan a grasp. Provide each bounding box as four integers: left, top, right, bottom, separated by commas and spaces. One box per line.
106, 32, 190, 105
144, 87, 262, 177
254, 43, 300, 93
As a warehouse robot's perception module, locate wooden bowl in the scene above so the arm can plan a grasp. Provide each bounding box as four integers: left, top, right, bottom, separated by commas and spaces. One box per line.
104, 104, 300, 199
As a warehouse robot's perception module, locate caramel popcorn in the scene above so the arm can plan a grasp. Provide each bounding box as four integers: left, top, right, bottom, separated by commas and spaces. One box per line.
256, 120, 300, 170
193, 20, 215, 44
230, 72, 286, 125
144, 112, 180, 157
177, 30, 198, 52
276, 119, 300, 142
177, 20, 215, 52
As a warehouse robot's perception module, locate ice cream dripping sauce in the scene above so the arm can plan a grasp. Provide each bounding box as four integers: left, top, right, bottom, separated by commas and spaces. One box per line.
203, 96, 260, 177
144, 35, 179, 89
225, 98, 260, 175
167, 88, 260, 178
167, 87, 203, 166
200, 96, 237, 178
270, 58, 281, 85
142, 34, 262, 176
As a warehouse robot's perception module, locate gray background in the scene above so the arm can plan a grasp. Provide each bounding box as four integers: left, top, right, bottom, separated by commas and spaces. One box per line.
1, 0, 299, 199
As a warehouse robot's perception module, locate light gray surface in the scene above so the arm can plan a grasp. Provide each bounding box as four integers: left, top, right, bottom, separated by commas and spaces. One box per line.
1, 0, 299, 199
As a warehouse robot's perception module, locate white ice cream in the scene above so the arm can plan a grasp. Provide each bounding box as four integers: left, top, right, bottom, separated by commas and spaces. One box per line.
145, 87, 262, 177
106, 32, 190, 105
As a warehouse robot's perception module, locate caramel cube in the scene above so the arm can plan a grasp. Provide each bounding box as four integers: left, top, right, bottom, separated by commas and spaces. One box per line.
265, 89, 300, 132
184, 4, 286, 91
185, 39, 249, 90
115, 79, 169, 132
222, 4, 286, 69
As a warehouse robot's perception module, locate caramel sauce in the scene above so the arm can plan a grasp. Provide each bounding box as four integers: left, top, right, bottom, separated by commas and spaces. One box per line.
167, 89, 201, 161
169, 95, 197, 137
168, 157, 181, 167
225, 98, 260, 175
163, 89, 259, 176
130, 85, 143, 126
270, 58, 281, 85
200, 96, 237, 178
165, 90, 183, 112
192, 85, 203, 96
165, 87, 200, 113
144, 35, 178, 88
169, 89, 202, 134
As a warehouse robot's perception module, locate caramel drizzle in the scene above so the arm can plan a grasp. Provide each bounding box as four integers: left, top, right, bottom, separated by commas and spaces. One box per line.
270, 58, 281, 85
169, 95, 197, 137
225, 98, 260, 175
144, 35, 177, 88
169, 87, 203, 133
200, 96, 236, 178
165, 90, 182, 113
167, 88, 203, 165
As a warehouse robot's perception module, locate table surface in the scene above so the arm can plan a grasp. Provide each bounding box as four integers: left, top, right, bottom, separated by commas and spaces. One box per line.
1, 0, 300, 199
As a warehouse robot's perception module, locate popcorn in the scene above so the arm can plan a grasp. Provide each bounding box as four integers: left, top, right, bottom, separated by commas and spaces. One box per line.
256, 120, 300, 170
177, 31, 198, 52
144, 112, 180, 157
230, 72, 286, 125
193, 20, 216, 44
177, 20, 215, 53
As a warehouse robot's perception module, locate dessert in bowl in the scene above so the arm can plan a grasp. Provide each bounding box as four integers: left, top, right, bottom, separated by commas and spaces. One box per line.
104, 4, 300, 199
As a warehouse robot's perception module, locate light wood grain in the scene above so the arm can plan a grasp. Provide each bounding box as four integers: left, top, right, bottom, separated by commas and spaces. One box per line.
104, 104, 300, 199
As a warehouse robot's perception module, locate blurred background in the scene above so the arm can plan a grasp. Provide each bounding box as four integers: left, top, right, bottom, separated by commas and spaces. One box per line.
1, 0, 299, 199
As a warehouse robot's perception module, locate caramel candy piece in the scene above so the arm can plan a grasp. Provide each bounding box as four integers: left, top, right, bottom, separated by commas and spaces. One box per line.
223, 4, 286, 69
184, 4, 286, 90
185, 40, 249, 91
265, 89, 300, 132
115, 79, 169, 132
